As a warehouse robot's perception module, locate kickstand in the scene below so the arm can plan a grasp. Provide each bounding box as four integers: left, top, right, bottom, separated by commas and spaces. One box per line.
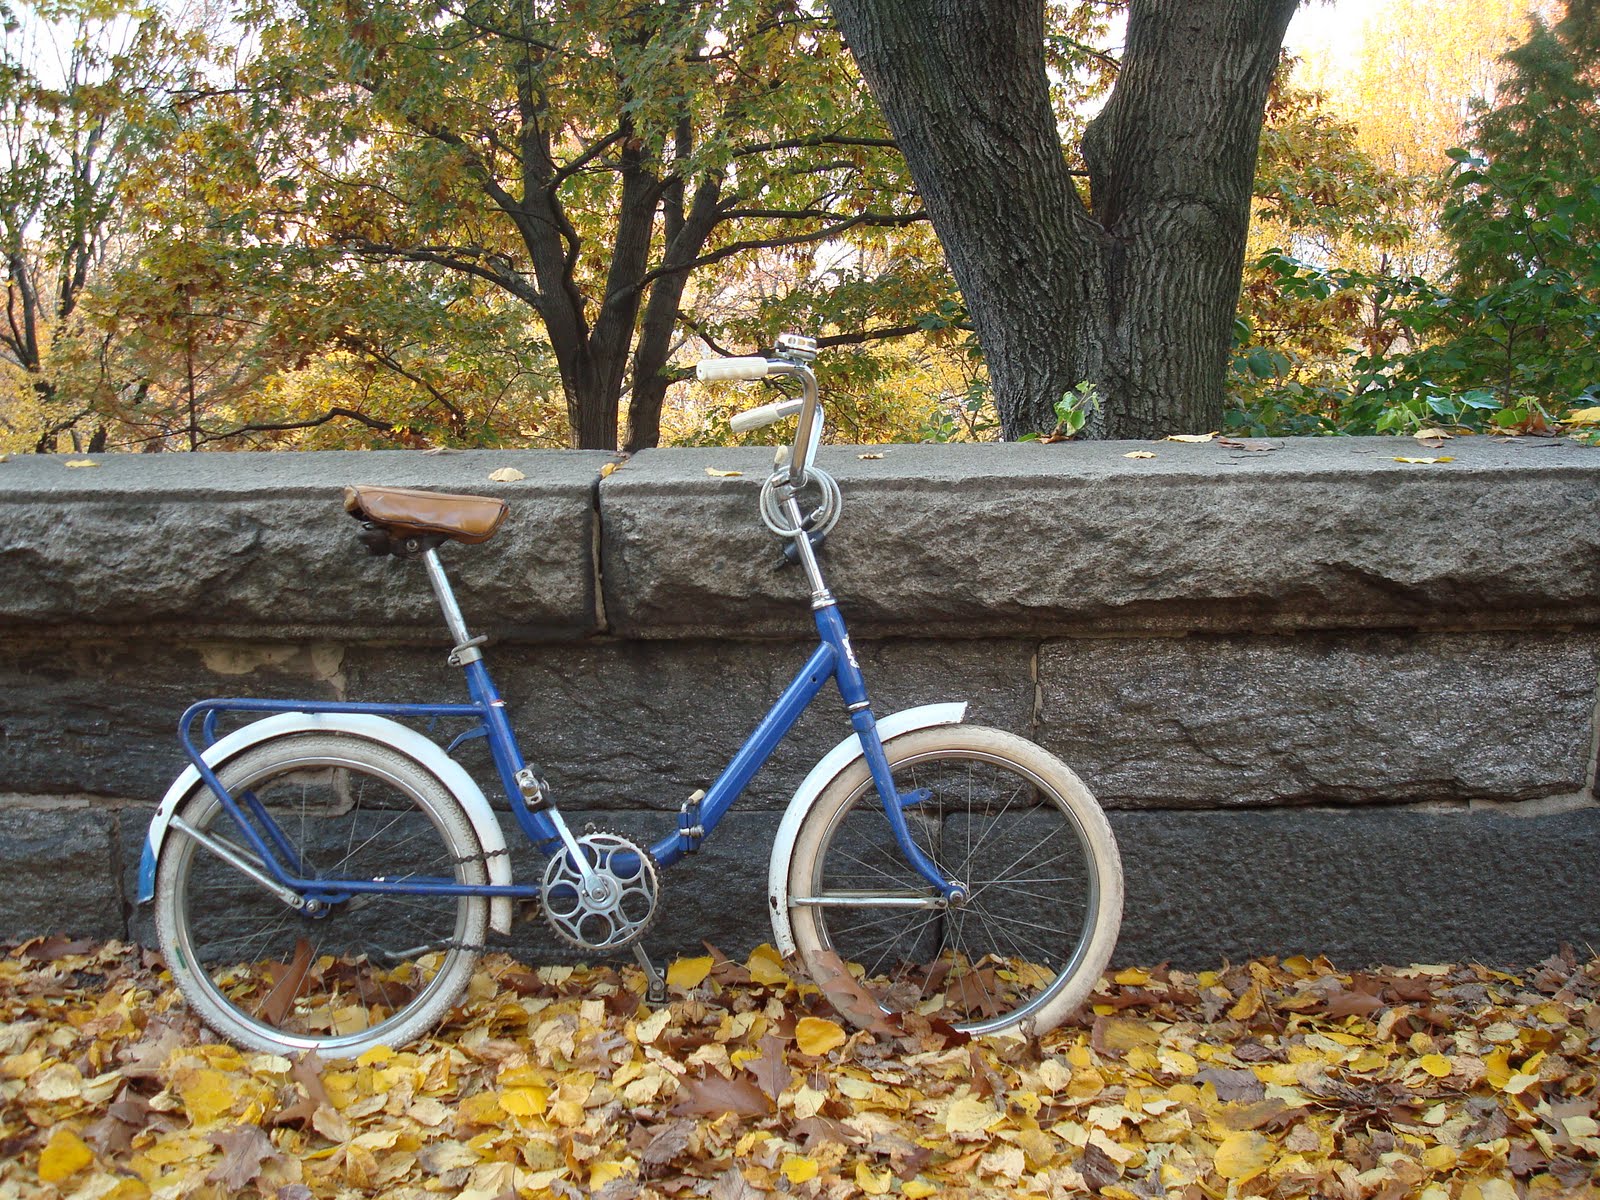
633, 942, 667, 1005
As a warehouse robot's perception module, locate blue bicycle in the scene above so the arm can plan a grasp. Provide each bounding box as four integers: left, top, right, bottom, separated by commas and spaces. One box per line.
138, 335, 1122, 1058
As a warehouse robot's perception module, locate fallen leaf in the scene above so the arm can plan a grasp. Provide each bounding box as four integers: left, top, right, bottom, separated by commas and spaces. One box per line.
37, 1127, 94, 1183
487, 466, 525, 482
945, 1096, 1001, 1136
856, 1160, 893, 1194
1214, 1130, 1275, 1181
781, 1156, 819, 1183
1393, 456, 1455, 464
208, 1124, 284, 1190
599, 461, 619, 478
667, 955, 714, 988
1123, 450, 1157, 459
1217, 437, 1279, 452
704, 467, 743, 477
804, 948, 899, 1035
1414, 427, 1455, 440
743, 1034, 793, 1101
1566, 405, 1600, 425
257, 938, 314, 1026
857, 452, 884, 460
794, 1017, 847, 1056
1164, 432, 1217, 443
671, 1072, 771, 1117
64, 458, 100, 468
639, 1119, 694, 1165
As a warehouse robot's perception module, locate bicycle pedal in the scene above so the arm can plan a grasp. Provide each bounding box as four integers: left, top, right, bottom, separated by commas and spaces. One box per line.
633, 943, 667, 1006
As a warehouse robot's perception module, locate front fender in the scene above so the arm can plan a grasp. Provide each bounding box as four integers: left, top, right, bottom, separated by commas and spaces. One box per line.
766, 702, 966, 956
137, 712, 515, 934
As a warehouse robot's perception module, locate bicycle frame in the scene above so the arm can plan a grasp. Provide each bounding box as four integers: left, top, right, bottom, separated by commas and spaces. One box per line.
176, 571, 960, 909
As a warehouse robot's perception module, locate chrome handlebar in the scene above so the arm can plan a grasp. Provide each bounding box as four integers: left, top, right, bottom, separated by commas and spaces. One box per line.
696, 339, 821, 486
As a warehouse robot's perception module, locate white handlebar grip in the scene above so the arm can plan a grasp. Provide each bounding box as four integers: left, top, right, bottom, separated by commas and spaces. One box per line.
696, 356, 771, 382
729, 398, 804, 433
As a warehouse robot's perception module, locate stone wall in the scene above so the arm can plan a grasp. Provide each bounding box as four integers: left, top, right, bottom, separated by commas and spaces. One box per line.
2, 438, 1597, 967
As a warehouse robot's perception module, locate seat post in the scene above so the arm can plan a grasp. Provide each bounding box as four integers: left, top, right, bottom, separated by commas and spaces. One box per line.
421, 547, 475, 648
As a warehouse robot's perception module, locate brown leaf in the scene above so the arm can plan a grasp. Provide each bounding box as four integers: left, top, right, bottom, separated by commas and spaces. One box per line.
638, 1119, 694, 1166
788, 1116, 863, 1150
207, 1123, 284, 1190
708, 1166, 764, 1200
671, 1072, 771, 1118
743, 1034, 793, 1102
18, 935, 100, 961
290, 1051, 332, 1110
805, 948, 900, 1035
257, 939, 315, 1026
1196, 1066, 1265, 1103
1217, 437, 1279, 452
1078, 1142, 1122, 1190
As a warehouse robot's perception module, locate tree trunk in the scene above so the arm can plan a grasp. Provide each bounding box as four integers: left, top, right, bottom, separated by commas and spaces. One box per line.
830, 0, 1297, 439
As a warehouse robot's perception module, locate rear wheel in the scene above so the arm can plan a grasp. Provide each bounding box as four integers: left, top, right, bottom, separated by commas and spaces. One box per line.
154, 733, 488, 1058
787, 726, 1121, 1038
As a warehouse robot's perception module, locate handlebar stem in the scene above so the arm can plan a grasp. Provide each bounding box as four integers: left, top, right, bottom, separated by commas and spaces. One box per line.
764, 359, 819, 485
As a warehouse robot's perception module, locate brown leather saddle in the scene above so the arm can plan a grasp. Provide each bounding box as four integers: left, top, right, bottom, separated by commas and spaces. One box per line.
343, 485, 509, 549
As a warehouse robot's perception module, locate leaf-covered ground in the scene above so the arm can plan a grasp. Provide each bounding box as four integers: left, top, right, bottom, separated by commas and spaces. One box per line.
2, 939, 1597, 1200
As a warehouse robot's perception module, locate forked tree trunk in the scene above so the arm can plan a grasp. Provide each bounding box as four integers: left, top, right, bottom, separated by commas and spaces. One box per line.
830, 0, 1297, 439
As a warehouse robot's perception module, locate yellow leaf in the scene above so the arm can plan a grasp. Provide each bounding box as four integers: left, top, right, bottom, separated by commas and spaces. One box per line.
1414, 427, 1454, 439
704, 467, 743, 478
356, 1046, 393, 1068
1114, 967, 1151, 985
38, 1128, 94, 1183
1565, 405, 1600, 425
1485, 1048, 1512, 1089
1418, 1053, 1453, 1077
902, 1182, 938, 1199
781, 1156, 819, 1183
1503, 1071, 1541, 1095
1228, 986, 1262, 1021
945, 1096, 1002, 1136
589, 1162, 629, 1188
177, 1067, 238, 1126
795, 1016, 847, 1055
1393, 456, 1455, 464
1424, 1145, 1459, 1170
500, 1086, 549, 1117
666, 956, 713, 988
487, 467, 525, 482
63, 458, 99, 468
1123, 450, 1157, 459
599, 461, 619, 478
857, 452, 885, 460
1164, 432, 1217, 443
745, 944, 789, 986
855, 1160, 893, 1194
1213, 1131, 1274, 1181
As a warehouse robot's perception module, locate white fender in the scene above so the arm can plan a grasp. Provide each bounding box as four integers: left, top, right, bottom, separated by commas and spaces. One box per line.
137, 712, 515, 934
766, 702, 966, 955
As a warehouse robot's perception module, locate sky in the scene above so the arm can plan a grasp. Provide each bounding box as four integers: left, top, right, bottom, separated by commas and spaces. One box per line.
1284, 0, 1386, 78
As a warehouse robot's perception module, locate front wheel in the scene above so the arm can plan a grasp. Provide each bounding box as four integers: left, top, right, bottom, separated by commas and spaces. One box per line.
786, 726, 1121, 1038
153, 733, 489, 1059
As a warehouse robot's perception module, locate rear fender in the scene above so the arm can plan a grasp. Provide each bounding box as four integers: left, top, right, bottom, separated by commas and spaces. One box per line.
136, 712, 515, 934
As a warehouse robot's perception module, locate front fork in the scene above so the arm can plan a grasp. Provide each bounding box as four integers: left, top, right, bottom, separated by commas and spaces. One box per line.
816, 605, 967, 904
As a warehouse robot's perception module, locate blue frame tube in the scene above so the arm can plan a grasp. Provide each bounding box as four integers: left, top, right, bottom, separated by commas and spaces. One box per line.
176, 597, 958, 903
648, 642, 837, 869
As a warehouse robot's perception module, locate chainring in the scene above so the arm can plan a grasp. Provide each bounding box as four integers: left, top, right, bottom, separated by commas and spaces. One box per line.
540, 830, 660, 952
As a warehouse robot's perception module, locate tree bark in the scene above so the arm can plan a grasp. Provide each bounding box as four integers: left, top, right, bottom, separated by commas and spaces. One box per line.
830, 0, 1297, 438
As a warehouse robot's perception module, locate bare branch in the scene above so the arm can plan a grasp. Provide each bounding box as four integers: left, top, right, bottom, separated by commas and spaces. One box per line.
199, 405, 398, 442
